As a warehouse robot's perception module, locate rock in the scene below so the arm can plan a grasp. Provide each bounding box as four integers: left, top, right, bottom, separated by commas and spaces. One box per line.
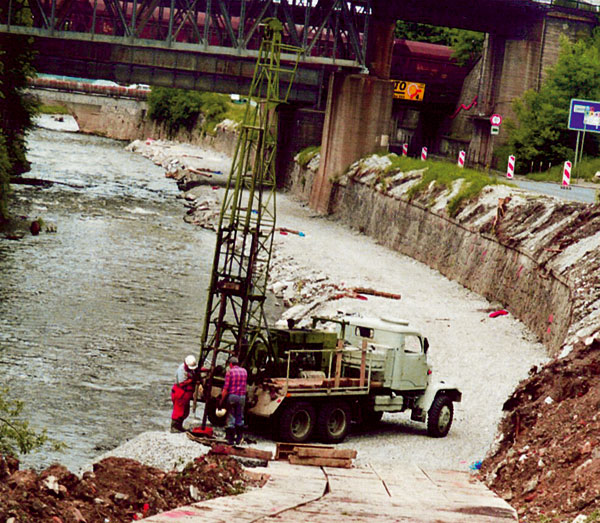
42, 475, 61, 495
582, 441, 592, 454
523, 476, 538, 494
575, 458, 593, 474
114, 492, 129, 501
8, 469, 37, 490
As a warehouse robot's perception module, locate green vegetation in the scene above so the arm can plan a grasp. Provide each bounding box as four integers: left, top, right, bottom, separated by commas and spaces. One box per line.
296, 145, 320, 168
522, 156, 600, 183
38, 103, 70, 115
147, 88, 247, 136
0, 386, 64, 457
0, 0, 39, 222
370, 153, 509, 217
395, 21, 484, 66
507, 30, 600, 174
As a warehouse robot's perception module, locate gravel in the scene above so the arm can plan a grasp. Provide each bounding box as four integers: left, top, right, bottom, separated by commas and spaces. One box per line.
103, 141, 549, 476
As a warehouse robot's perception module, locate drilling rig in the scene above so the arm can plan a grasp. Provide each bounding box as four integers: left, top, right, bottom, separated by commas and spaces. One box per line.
197, 19, 461, 444
198, 18, 303, 429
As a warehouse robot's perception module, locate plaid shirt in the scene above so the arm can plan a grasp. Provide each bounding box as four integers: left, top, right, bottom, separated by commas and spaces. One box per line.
223, 365, 247, 396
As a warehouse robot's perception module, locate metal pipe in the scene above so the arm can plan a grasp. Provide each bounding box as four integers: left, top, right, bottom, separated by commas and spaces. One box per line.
131, 0, 138, 37
203, 0, 211, 48
167, 0, 175, 46
50, 0, 57, 35
92, 0, 98, 37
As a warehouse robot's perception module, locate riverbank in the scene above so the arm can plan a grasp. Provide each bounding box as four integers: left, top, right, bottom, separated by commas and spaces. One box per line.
121, 138, 548, 476
125, 137, 600, 522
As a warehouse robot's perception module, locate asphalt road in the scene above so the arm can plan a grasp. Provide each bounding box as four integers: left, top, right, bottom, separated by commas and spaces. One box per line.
511, 178, 598, 203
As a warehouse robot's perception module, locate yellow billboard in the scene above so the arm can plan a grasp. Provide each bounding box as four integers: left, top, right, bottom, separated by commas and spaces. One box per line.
392, 80, 426, 102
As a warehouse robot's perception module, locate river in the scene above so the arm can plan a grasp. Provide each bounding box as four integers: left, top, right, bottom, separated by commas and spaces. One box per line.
0, 117, 213, 472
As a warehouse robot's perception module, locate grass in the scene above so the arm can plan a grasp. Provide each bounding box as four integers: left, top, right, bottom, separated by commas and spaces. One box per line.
37, 104, 70, 115
371, 153, 511, 217
525, 157, 600, 183
296, 145, 320, 168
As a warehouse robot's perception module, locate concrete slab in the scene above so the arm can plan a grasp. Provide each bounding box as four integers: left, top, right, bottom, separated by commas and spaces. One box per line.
142, 461, 517, 522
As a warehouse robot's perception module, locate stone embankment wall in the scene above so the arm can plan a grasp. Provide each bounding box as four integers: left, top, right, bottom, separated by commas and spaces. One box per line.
285, 155, 600, 357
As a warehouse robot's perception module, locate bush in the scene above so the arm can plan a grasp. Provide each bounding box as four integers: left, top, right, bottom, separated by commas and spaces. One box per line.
147, 88, 233, 136
0, 386, 63, 457
0, 134, 13, 223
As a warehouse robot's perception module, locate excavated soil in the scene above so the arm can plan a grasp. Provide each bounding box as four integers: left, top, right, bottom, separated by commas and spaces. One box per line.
481, 338, 600, 522
0, 453, 262, 523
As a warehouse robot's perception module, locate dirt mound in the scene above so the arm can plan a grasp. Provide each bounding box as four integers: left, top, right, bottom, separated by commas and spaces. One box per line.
482, 339, 600, 521
0, 453, 262, 522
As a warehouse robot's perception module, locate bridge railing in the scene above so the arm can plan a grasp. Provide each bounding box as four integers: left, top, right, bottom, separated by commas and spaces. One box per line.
533, 0, 600, 11
2, 0, 370, 67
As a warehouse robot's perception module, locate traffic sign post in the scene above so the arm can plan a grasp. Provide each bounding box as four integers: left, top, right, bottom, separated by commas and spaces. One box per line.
568, 99, 600, 180
507, 155, 515, 179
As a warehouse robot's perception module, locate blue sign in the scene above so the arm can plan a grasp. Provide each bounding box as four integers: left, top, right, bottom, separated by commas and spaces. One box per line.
568, 99, 600, 133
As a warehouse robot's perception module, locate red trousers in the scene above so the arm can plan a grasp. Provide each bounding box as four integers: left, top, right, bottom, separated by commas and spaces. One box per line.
171, 383, 194, 421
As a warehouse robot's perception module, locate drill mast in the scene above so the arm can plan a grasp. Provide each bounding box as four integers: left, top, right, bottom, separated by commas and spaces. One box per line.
199, 20, 302, 376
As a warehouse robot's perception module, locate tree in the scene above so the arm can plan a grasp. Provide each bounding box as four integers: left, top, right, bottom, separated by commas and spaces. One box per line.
0, 0, 38, 222
508, 31, 600, 172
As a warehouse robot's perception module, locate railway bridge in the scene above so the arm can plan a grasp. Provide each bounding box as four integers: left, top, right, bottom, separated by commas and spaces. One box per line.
2, 0, 598, 211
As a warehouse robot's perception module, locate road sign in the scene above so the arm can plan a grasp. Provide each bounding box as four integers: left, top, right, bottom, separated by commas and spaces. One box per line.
568, 99, 600, 133
490, 114, 502, 126
491, 125, 500, 135
392, 80, 426, 102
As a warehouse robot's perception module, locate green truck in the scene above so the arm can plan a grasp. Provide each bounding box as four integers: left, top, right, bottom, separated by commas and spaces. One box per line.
203, 315, 462, 443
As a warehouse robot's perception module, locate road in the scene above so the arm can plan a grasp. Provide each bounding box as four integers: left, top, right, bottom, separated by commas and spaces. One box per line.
511, 178, 598, 203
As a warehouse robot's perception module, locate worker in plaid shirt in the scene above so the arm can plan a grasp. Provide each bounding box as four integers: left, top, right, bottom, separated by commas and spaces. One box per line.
220, 356, 248, 445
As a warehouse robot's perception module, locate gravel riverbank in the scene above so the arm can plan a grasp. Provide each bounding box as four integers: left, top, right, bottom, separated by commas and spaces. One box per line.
97, 140, 549, 475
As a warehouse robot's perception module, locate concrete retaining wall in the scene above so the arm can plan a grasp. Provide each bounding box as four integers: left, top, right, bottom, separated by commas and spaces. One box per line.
284, 157, 600, 357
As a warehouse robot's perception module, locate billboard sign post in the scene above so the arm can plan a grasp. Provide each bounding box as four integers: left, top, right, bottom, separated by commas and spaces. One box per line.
568, 99, 600, 178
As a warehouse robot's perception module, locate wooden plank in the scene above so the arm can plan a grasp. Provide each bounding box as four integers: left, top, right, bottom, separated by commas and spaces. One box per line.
210, 443, 273, 461
359, 338, 367, 387
296, 447, 357, 459
275, 441, 334, 460
288, 455, 352, 468
334, 339, 343, 388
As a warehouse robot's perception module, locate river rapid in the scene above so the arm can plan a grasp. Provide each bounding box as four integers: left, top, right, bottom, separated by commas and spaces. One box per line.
0, 117, 213, 472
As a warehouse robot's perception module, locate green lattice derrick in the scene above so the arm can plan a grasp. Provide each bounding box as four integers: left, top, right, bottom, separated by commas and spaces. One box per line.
199, 18, 302, 377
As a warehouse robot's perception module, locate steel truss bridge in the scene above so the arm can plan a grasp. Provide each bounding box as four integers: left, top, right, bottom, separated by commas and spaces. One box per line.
1, 0, 599, 103
2, 1, 374, 104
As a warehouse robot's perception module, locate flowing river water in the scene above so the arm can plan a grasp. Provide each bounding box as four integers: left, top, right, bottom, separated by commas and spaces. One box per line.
0, 118, 213, 472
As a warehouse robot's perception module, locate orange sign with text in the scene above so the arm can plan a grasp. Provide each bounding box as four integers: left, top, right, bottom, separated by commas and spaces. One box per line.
392, 80, 426, 102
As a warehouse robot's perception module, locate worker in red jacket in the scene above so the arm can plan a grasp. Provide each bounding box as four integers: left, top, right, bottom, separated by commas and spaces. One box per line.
220, 356, 248, 445
170, 355, 198, 433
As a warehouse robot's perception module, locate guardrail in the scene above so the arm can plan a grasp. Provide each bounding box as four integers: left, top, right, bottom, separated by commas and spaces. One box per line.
282, 347, 375, 397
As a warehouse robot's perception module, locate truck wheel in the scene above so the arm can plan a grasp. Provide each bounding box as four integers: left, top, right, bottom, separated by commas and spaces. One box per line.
427, 394, 453, 438
317, 401, 351, 443
206, 397, 227, 427
279, 401, 316, 443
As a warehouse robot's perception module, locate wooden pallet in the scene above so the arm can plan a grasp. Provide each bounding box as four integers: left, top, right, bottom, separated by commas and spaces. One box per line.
275, 442, 356, 468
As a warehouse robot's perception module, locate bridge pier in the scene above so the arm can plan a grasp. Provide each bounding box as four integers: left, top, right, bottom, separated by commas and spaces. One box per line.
467, 11, 595, 168
309, 15, 395, 214
308, 73, 393, 214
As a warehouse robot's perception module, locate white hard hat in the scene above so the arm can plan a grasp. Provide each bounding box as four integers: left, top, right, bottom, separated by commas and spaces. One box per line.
185, 355, 198, 370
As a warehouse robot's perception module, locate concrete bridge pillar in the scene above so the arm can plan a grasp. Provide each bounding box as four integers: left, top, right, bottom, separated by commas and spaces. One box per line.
468, 11, 595, 168
308, 73, 393, 214
309, 15, 394, 214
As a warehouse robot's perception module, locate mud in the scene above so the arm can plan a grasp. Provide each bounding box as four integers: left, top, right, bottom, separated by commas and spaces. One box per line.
0, 453, 262, 523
